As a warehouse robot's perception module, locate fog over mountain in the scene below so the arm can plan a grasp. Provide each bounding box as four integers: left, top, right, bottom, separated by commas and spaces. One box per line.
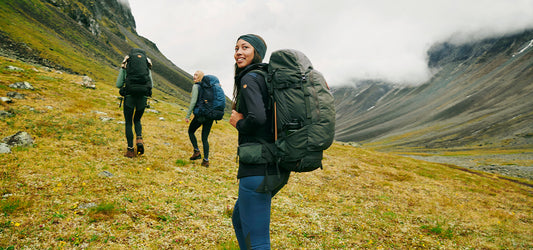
127, 0, 533, 95
333, 29, 533, 149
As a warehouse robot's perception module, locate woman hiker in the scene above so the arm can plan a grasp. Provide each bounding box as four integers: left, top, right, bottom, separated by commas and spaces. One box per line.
185, 70, 212, 167
229, 34, 290, 249
116, 48, 153, 158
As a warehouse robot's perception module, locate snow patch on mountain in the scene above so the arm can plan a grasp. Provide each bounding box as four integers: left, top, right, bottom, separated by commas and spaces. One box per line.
512, 39, 533, 57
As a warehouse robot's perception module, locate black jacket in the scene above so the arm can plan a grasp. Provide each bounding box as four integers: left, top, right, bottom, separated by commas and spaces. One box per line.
235, 64, 286, 178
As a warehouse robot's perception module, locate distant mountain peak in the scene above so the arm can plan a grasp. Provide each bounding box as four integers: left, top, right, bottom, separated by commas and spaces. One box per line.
334, 29, 533, 149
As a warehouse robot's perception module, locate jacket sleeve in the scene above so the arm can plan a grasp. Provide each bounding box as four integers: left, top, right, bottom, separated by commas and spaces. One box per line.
186, 84, 199, 119
116, 68, 126, 88
149, 70, 154, 88
236, 73, 267, 134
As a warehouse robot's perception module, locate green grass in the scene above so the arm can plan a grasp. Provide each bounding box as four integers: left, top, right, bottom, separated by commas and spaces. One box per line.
421, 220, 455, 239
87, 202, 120, 222
0, 0, 194, 104
0, 198, 31, 216
0, 56, 532, 249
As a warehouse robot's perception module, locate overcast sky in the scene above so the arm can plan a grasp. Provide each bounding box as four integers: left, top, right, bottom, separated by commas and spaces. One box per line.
126, 0, 533, 94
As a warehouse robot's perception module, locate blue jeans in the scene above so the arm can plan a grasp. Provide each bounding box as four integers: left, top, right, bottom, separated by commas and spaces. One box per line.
232, 175, 288, 250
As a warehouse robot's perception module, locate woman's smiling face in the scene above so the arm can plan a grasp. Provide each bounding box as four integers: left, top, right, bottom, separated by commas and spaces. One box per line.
234, 39, 255, 68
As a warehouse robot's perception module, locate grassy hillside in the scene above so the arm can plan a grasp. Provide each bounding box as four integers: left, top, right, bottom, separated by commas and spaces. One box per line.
0, 0, 193, 105
1, 57, 532, 249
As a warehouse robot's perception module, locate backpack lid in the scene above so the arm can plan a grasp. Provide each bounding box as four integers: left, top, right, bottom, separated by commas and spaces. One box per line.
269, 49, 313, 73
201, 75, 220, 88
129, 48, 146, 57
124, 48, 152, 69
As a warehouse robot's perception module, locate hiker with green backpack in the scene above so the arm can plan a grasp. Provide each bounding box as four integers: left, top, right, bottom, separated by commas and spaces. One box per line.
116, 48, 153, 158
229, 34, 290, 250
229, 33, 336, 249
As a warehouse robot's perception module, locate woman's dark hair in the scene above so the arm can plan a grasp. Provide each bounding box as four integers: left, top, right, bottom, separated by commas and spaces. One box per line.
232, 45, 264, 109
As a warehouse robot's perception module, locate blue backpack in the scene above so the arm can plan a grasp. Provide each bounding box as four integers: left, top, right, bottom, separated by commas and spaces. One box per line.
194, 75, 226, 120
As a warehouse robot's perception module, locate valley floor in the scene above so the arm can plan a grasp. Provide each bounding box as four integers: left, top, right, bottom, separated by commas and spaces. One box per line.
401, 152, 533, 181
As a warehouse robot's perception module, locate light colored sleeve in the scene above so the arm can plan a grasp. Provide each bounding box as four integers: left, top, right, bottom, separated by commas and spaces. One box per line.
149, 70, 154, 88
147, 57, 153, 87
186, 84, 199, 119
116, 68, 126, 88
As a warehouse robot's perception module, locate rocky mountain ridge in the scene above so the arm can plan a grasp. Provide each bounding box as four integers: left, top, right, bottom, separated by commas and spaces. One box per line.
0, 0, 193, 103
45, 0, 136, 37
333, 29, 533, 150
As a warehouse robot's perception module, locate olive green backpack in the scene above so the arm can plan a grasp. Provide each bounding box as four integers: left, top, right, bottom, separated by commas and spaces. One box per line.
256, 49, 336, 172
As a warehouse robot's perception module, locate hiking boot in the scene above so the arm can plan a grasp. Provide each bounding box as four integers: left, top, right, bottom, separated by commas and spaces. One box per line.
136, 136, 144, 156
124, 147, 135, 158
201, 159, 209, 167
190, 150, 201, 160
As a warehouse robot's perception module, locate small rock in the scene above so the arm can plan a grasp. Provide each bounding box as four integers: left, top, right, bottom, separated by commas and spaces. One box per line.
146, 109, 159, 114
0, 111, 14, 119
80, 76, 96, 89
2, 131, 34, 147
78, 202, 97, 210
9, 81, 34, 90
21, 105, 35, 111
100, 117, 114, 122
0, 143, 11, 154
0, 97, 12, 103
7, 65, 23, 71
7, 92, 25, 99
98, 171, 113, 177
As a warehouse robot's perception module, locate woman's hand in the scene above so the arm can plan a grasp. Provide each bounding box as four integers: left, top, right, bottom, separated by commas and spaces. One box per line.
229, 110, 244, 128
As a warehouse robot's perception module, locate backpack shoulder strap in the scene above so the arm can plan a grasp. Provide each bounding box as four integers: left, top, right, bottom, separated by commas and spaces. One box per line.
249, 68, 267, 77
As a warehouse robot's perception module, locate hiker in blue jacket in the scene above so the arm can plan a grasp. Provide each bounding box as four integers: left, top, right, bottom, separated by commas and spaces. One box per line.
185, 70, 212, 167
229, 34, 290, 250
116, 48, 153, 158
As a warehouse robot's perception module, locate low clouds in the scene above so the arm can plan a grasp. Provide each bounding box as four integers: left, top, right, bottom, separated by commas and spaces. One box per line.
128, 0, 533, 93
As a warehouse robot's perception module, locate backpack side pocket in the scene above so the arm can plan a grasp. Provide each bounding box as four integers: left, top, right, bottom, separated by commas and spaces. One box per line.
238, 143, 276, 164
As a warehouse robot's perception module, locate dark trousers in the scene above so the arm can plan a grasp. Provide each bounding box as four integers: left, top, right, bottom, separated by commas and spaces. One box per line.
123, 96, 146, 148
188, 116, 213, 160
232, 175, 288, 250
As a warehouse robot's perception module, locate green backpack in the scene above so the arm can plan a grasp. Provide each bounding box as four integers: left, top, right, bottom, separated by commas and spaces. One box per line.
124, 48, 152, 96
257, 49, 336, 172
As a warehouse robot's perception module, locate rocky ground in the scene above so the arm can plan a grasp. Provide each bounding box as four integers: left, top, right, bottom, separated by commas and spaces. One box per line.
402, 153, 533, 181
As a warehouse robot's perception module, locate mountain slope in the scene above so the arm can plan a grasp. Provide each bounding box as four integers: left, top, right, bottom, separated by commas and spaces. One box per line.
0, 1, 532, 248
1, 55, 532, 249
334, 29, 533, 150
0, 0, 192, 103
